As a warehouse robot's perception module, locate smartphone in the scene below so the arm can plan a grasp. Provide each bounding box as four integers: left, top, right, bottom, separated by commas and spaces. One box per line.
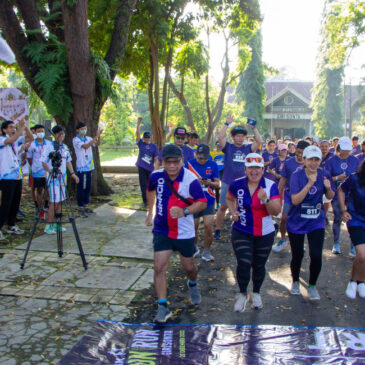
247, 118, 257, 126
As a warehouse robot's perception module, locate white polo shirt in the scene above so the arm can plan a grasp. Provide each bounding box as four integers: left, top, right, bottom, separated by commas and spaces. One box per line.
0, 136, 22, 180
27, 139, 52, 178
72, 135, 95, 173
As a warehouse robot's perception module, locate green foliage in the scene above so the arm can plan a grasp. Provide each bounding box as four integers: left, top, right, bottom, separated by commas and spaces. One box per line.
236, 29, 266, 133
91, 50, 115, 100
23, 39, 73, 123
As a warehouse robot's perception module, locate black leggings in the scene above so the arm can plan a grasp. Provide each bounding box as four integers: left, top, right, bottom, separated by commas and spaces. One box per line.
0, 179, 22, 229
288, 229, 325, 286
138, 167, 152, 205
231, 229, 275, 294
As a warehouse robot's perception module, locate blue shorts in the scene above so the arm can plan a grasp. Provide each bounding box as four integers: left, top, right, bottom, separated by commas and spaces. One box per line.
219, 182, 230, 206
153, 233, 195, 258
193, 205, 215, 219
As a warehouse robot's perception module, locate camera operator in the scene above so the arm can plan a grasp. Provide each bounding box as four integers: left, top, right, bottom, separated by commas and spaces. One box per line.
0, 119, 33, 241
73, 121, 102, 217
41, 125, 79, 235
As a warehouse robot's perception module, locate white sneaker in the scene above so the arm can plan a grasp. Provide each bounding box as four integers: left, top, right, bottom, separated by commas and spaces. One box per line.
307, 286, 320, 300
252, 293, 263, 309
7, 225, 24, 235
358, 283, 365, 298
290, 281, 300, 295
346, 281, 357, 299
234, 293, 248, 312
272, 239, 288, 253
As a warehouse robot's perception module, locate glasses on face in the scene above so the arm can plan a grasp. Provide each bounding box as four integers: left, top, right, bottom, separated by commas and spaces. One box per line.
245, 157, 263, 163
164, 159, 181, 166
175, 136, 185, 141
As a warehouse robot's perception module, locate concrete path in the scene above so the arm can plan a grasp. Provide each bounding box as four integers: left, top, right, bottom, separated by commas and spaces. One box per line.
0, 203, 154, 364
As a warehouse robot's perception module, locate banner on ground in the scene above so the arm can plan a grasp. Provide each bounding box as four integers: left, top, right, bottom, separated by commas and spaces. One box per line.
0, 88, 29, 123
60, 322, 365, 364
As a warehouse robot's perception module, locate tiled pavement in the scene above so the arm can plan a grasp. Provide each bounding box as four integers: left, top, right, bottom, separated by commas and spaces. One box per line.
0, 205, 155, 365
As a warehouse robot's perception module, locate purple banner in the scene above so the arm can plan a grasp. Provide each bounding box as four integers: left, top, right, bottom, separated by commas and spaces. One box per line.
60, 322, 365, 364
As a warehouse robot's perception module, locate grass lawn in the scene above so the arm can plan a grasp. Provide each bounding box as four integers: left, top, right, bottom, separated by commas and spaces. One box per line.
99, 147, 138, 163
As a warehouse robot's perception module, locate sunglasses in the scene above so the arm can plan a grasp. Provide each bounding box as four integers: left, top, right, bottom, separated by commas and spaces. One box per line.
245, 157, 263, 163
175, 136, 185, 140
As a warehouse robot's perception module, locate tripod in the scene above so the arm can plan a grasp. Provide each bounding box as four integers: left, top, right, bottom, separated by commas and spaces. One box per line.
20, 166, 88, 270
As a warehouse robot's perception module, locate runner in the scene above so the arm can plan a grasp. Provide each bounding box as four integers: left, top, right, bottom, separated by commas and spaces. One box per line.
267, 144, 288, 184
320, 139, 334, 224
135, 117, 159, 206
273, 140, 310, 252
288, 142, 296, 157
185, 144, 220, 261
287, 146, 334, 300
226, 153, 281, 311
186, 132, 199, 152
329, 137, 339, 154
351, 136, 361, 155
145, 144, 207, 323
214, 115, 262, 240
262, 139, 278, 181
326, 137, 359, 255
210, 141, 225, 209
356, 140, 365, 164
338, 160, 365, 299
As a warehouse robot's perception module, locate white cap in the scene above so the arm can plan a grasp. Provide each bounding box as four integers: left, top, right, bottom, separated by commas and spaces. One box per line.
244, 153, 264, 168
338, 137, 352, 151
303, 145, 322, 160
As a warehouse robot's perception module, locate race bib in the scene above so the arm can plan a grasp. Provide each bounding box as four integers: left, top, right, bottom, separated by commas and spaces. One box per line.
142, 154, 152, 164
300, 203, 321, 219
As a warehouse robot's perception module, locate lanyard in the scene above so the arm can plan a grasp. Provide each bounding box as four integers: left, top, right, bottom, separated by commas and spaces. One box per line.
78, 134, 89, 157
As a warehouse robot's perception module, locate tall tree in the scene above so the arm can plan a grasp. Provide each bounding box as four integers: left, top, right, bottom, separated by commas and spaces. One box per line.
0, 0, 137, 194
311, 0, 345, 138
236, 28, 266, 133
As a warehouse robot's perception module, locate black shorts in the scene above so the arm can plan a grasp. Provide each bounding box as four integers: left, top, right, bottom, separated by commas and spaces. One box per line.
33, 177, 47, 189
153, 233, 195, 258
348, 226, 365, 246
193, 205, 215, 219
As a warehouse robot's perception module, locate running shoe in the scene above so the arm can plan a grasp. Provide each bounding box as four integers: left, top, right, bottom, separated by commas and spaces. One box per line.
213, 230, 221, 240
193, 245, 200, 258
234, 293, 248, 312
154, 305, 172, 323
202, 250, 215, 262
39, 210, 46, 220
307, 286, 320, 300
290, 281, 300, 295
358, 283, 365, 298
345, 281, 357, 299
332, 242, 341, 254
44, 224, 56, 235
187, 282, 201, 305
349, 246, 356, 258
78, 208, 88, 218
7, 225, 24, 235
272, 239, 288, 253
53, 224, 66, 232
85, 207, 95, 214
252, 293, 263, 309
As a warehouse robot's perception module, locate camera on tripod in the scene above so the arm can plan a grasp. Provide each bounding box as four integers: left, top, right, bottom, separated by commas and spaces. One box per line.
49, 141, 62, 175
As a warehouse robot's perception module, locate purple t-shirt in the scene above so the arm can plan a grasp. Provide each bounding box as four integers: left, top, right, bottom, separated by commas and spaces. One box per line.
158, 144, 195, 164
280, 157, 304, 204
341, 173, 365, 228
221, 142, 252, 184
325, 154, 359, 200
269, 156, 288, 184
320, 152, 334, 170
136, 139, 159, 172
262, 150, 278, 181
356, 153, 364, 164
147, 167, 206, 239
352, 145, 361, 155
287, 168, 331, 234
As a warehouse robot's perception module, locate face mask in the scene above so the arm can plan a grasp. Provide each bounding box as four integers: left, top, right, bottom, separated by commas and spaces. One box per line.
37, 132, 45, 139
80, 129, 87, 136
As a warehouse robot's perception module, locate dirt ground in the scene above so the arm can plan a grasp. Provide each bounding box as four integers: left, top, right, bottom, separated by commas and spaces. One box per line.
125, 215, 365, 329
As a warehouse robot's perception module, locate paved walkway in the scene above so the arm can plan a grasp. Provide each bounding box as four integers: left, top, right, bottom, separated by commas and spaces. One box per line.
0, 203, 154, 364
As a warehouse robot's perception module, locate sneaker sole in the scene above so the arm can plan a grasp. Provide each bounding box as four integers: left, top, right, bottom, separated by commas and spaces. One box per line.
154, 311, 172, 324
234, 295, 249, 312
7, 231, 24, 235
252, 304, 263, 309
201, 256, 214, 262
345, 292, 357, 299
308, 296, 320, 301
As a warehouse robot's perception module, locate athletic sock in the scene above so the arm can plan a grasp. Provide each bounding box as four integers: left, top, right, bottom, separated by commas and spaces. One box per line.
188, 280, 197, 287
158, 298, 167, 307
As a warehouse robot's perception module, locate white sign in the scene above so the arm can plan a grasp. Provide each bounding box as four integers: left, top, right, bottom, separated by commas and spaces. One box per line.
0, 88, 29, 123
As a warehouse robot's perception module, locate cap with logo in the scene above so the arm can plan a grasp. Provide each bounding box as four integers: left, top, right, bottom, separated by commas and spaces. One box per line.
196, 144, 210, 159
338, 137, 352, 151
174, 127, 187, 136
303, 145, 322, 160
278, 144, 288, 151
244, 153, 264, 168
143, 131, 152, 138
162, 144, 182, 159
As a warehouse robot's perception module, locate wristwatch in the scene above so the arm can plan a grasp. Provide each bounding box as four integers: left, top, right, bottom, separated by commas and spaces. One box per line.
264, 198, 270, 204
183, 208, 190, 217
